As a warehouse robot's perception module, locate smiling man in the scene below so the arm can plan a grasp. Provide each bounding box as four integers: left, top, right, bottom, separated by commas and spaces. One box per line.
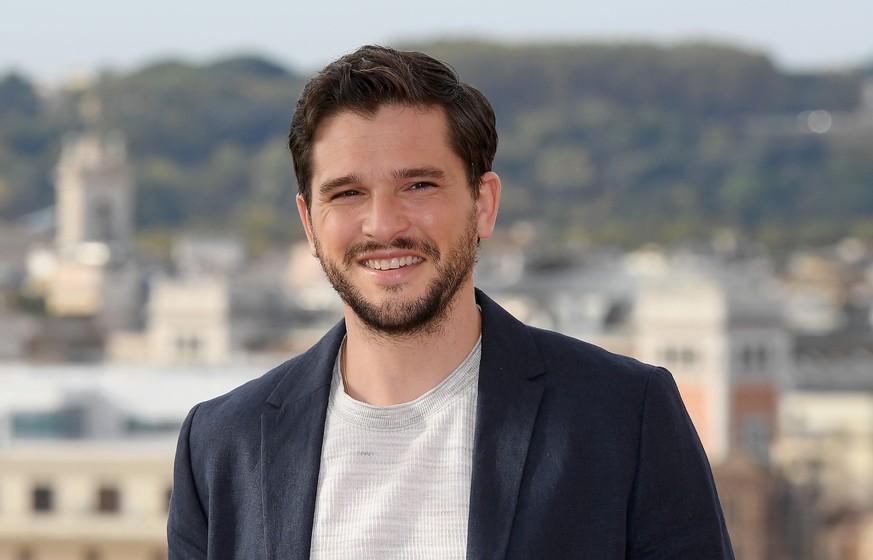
299, 103, 496, 406
168, 46, 735, 559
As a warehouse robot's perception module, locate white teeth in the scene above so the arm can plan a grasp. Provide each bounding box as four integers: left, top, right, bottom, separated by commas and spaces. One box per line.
364, 256, 423, 270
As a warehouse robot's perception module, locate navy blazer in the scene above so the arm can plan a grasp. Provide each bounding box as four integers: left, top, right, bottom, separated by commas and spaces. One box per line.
168, 290, 734, 559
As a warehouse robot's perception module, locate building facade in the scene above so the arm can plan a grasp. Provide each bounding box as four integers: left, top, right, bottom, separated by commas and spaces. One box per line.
0, 442, 172, 560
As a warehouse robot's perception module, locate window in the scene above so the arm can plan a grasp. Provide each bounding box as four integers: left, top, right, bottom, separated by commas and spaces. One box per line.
756, 346, 768, 369
33, 485, 53, 513
659, 344, 700, 371
741, 414, 771, 464
739, 343, 770, 376
93, 199, 114, 242
175, 335, 202, 360
741, 346, 754, 371
97, 486, 120, 513
680, 347, 697, 366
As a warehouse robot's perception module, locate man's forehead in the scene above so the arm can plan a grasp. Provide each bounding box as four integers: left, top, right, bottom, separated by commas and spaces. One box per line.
314, 104, 448, 139
311, 105, 453, 164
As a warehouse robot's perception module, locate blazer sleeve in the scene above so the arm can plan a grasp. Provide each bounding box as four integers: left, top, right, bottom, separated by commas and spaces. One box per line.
626, 367, 735, 559
167, 404, 209, 560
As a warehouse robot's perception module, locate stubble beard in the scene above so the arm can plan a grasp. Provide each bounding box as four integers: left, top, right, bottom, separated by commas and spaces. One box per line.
313, 209, 479, 338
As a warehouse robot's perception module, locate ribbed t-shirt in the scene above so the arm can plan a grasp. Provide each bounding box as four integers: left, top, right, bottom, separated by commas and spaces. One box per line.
309, 337, 481, 559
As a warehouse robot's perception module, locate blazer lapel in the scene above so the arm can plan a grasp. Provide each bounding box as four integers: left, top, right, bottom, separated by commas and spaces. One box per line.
467, 291, 545, 560
261, 322, 345, 560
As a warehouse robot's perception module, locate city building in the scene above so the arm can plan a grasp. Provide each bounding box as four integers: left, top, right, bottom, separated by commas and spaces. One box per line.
25, 129, 139, 333
0, 441, 172, 560
632, 264, 790, 465
0, 364, 266, 559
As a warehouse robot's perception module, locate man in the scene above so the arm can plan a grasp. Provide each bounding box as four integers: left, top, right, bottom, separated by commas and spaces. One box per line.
168, 45, 734, 559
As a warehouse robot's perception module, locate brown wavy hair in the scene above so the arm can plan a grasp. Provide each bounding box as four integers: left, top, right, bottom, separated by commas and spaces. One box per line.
288, 45, 497, 207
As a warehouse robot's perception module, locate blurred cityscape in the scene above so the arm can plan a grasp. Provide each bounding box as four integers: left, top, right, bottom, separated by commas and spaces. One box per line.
1, 87, 873, 560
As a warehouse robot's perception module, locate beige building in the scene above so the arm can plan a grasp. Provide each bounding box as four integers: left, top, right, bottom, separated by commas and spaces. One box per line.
54, 131, 134, 254
146, 277, 231, 366
633, 270, 789, 466
26, 129, 139, 331
107, 276, 232, 366
0, 363, 269, 560
0, 441, 173, 560
774, 392, 873, 511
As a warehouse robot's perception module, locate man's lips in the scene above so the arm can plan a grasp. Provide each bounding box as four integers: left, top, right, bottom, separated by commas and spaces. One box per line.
362, 256, 425, 270
344, 238, 440, 268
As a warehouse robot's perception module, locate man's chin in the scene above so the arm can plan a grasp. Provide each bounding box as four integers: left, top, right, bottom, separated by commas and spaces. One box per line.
348, 296, 423, 323
344, 292, 449, 336
348, 278, 429, 304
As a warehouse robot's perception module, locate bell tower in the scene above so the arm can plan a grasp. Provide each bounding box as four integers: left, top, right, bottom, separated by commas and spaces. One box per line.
54, 97, 134, 258
54, 131, 134, 256
29, 95, 141, 328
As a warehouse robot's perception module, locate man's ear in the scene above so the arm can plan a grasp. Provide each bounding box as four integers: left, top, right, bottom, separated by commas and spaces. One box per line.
475, 171, 501, 240
296, 194, 318, 257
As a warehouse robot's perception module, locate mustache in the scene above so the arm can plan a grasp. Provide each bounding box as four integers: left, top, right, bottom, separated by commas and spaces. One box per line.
343, 237, 441, 266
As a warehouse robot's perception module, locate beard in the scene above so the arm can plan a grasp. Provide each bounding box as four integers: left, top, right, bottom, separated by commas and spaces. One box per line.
313, 209, 479, 337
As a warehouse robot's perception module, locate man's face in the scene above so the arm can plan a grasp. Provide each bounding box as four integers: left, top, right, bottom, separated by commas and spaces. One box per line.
297, 104, 498, 336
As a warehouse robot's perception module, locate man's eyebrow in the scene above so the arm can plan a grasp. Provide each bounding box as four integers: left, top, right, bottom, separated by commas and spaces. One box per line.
393, 167, 446, 181
318, 174, 364, 196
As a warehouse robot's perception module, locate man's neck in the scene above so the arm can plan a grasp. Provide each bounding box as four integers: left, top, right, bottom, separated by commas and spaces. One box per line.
340, 288, 481, 406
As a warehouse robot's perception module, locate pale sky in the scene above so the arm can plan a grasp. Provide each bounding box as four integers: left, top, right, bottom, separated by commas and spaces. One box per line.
2, 0, 871, 84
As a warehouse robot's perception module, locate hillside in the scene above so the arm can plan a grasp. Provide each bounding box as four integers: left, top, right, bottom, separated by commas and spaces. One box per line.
0, 42, 871, 250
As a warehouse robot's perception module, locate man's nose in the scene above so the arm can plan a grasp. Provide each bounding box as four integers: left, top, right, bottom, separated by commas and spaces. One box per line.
361, 193, 411, 241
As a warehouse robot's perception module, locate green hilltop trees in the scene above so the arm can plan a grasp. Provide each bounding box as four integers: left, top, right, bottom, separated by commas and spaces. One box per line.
0, 43, 870, 251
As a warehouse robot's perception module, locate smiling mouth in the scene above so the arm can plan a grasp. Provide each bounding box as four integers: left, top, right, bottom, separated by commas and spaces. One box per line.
363, 256, 424, 270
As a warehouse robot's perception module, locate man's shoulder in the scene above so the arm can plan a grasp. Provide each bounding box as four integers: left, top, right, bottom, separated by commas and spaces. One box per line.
477, 288, 660, 392
187, 355, 306, 428
527, 325, 654, 381
519, 325, 682, 433
186, 321, 344, 433
526, 326, 664, 406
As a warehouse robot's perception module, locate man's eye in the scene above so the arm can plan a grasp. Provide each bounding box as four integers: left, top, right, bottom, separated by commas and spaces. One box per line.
332, 189, 361, 199
409, 182, 434, 190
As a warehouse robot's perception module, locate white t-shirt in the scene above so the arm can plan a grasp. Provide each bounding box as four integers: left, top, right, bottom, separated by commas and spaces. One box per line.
309, 337, 481, 559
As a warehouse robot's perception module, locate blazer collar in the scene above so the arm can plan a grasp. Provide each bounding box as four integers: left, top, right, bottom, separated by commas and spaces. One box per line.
468, 289, 546, 559
261, 320, 345, 560
260, 290, 546, 560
